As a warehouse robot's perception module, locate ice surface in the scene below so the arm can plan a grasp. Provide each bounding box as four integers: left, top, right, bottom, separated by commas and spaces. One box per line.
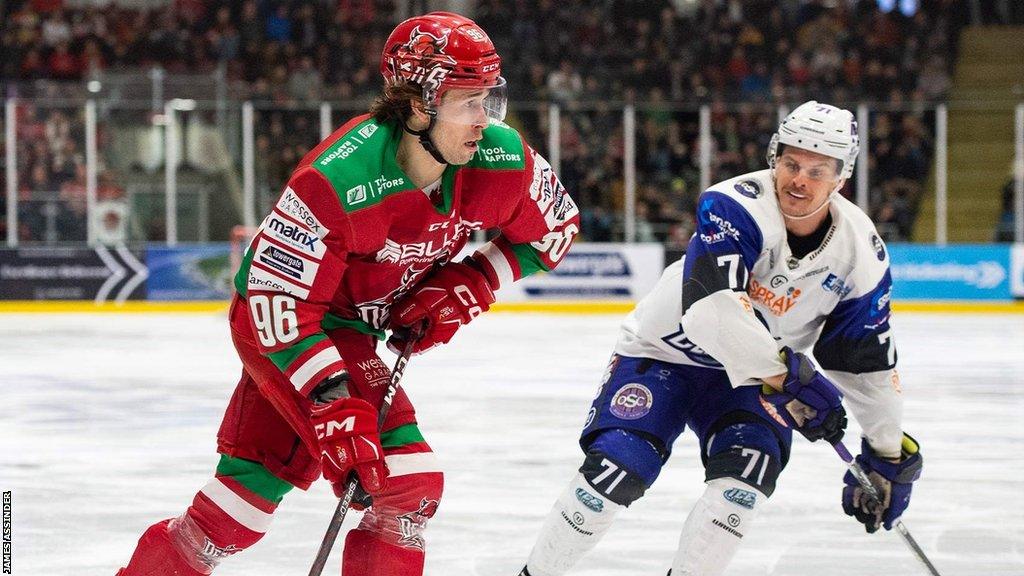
1, 311, 1022, 575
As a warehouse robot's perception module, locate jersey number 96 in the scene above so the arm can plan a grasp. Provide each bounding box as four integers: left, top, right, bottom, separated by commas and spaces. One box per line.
250, 294, 300, 347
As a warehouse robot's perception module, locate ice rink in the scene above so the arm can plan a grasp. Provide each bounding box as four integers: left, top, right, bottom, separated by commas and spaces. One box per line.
2, 310, 1023, 575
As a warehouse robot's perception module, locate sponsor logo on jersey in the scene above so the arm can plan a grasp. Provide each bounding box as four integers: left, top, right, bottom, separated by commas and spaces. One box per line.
259, 246, 303, 278
758, 395, 789, 428
247, 265, 310, 298
346, 184, 367, 205
748, 279, 801, 316
530, 151, 578, 229
770, 274, 788, 288
357, 123, 378, 140
662, 325, 723, 367
319, 139, 359, 167
734, 180, 762, 199
575, 488, 605, 513
871, 285, 891, 316
796, 266, 829, 280
723, 488, 757, 510
584, 407, 596, 428
276, 188, 329, 236
698, 199, 741, 244
610, 383, 653, 420
372, 175, 406, 196
822, 273, 852, 298
479, 146, 522, 163
375, 219, 483, 265
354, 358, 391, 388
871, 233, 886, 261
263, 215, 324, 258
254, 238, 319, 285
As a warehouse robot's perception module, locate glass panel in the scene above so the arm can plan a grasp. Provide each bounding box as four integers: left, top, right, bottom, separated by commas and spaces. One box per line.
636, 103, 702, 248
254, 105, 322, 218
17, 102, 87, 244
559, 103, 625, 241
866, 104, 936, 242
0, 100, 7, 244
95, 103, 148, 244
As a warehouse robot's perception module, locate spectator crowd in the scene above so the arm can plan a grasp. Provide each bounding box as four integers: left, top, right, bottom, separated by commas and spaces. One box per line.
1, 0, 966, 244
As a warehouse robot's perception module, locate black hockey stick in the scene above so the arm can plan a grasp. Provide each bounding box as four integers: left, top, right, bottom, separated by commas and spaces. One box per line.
307, 329, 421, 576
832, 441, 943, 576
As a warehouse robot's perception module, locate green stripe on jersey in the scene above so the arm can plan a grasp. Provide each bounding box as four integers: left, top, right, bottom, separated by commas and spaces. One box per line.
267, 333, 328, 372
510, 243, 551, 278
465, 120, 527, 170
233, 243, 257, 297
215, 455, 294, 504
381, 424, 426, 448
321, 313, 386, 340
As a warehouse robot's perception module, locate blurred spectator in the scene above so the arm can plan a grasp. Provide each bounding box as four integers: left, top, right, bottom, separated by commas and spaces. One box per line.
0, 0, 962, 244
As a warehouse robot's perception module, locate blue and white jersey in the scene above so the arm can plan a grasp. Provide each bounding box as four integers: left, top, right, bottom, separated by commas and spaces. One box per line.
616, 169, 903, 456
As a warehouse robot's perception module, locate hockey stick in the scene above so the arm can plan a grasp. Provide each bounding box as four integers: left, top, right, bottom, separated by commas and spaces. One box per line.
307, 330, 421, 576
832, 441, 943, 576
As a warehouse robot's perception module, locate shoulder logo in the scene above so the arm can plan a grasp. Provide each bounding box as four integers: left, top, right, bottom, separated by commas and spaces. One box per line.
346, 184, 367, 205
871, 234, 886, 261
734, 180, 762, 199
357, 123, 378, 140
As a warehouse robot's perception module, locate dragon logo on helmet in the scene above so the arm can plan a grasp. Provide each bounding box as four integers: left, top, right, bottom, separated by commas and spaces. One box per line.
402, 26, 457, 64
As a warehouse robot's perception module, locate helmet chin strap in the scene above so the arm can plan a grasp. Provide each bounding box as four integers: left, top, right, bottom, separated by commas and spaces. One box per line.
402, 113, 449, 165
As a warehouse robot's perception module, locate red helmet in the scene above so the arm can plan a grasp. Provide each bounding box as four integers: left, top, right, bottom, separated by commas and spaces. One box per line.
381, 12, 506, 121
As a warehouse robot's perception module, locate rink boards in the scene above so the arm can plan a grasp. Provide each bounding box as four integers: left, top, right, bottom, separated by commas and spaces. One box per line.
1, 242, 1023, 312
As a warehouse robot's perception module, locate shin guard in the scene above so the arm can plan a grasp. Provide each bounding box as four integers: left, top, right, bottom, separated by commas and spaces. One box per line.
670, 478, 765, 576
525, 474, 626, 576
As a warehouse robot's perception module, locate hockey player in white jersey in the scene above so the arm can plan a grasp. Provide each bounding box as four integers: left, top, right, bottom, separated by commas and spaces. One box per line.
519, 101, 923, 576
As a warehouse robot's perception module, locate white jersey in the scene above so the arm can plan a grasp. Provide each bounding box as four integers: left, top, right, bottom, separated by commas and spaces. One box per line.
616, 169, 904, 456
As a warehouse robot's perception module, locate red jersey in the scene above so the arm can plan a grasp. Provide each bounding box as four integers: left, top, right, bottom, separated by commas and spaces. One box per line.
232, 114, 579, 395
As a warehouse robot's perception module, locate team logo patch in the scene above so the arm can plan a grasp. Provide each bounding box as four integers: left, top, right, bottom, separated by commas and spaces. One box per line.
723, 487, 757, 509
346, 184, 367, 205
397, 498, 440, 551
871, 234, 886, 261
575, 488, 605, 513
610, 383, 653, 420
734, 180, 762, 199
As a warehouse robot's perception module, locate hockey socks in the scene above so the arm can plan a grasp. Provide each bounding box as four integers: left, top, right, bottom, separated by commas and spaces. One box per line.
525, 474, 625, 576
119, 457, 289, 575
670, 478, 766, 576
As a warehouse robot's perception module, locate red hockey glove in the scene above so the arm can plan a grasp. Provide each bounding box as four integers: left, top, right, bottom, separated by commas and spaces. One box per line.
310, 397, 388, 497
389, 261, 496, 354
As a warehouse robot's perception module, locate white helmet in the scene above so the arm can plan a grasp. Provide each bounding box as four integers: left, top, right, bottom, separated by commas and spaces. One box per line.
767, 101, 859, 180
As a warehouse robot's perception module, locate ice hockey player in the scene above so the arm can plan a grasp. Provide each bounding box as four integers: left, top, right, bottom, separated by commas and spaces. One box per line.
519, 101, 922, 576
116, 11, 578, 576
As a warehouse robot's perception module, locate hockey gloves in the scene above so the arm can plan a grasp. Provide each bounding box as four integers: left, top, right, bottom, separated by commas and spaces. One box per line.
842, 434, 923, 533
310, 397, 388, 497
762, 347, 847, 444
389, 260, 496, 354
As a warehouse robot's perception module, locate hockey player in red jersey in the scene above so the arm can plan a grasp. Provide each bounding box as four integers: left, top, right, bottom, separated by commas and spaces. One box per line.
117, 12, 579, 576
